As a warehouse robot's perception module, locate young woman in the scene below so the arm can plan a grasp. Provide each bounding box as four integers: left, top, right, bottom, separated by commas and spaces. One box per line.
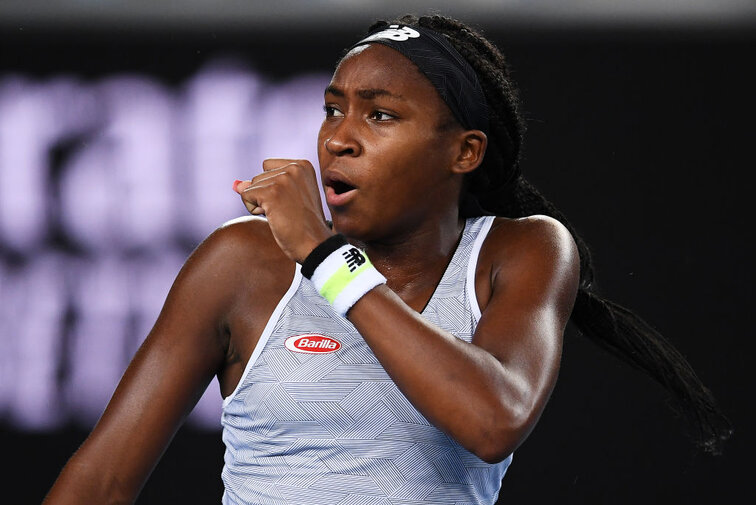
42, 14, 731, 505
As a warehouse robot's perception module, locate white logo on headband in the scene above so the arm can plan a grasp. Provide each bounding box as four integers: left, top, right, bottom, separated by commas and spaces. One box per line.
361, 25, 420, 43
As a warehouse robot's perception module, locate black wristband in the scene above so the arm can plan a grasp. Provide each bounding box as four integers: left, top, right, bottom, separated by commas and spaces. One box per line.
300, 234, 349, 279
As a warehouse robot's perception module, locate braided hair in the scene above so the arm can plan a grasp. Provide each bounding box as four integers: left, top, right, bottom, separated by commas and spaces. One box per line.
357, 14, 732, 455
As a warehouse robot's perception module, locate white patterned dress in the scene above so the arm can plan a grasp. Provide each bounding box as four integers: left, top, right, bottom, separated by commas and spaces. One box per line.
221, 215, 511, 505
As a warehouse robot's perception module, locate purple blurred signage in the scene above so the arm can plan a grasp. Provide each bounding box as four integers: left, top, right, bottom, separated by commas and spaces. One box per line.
0, 59, 331, 431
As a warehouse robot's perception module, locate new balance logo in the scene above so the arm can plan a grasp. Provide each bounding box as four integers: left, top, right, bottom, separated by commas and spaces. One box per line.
342, 247, 365, 272
361, 25, 420, 43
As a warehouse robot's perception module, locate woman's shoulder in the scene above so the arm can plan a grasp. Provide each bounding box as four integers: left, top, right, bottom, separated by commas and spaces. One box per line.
482, 214, 579, 275
487, 214, 573, 242
216, 214, 275, 240
211, 215, 289, 262
182, 216, 293, 287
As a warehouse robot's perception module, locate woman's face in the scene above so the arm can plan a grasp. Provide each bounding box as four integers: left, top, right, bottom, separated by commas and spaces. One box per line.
318, 43, 464, 241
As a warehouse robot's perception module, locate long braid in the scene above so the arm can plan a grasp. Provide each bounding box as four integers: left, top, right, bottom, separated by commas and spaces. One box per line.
364, 14, 732, 455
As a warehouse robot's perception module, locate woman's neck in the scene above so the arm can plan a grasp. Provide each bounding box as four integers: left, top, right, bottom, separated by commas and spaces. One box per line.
354, 210, 466, 303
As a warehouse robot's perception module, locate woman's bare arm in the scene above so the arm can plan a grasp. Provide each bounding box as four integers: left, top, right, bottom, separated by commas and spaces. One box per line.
347, 216, 579, 462
41, 221, 265, 504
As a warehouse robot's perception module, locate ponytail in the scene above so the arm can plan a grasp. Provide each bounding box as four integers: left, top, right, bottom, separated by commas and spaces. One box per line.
487, 177, 732, 455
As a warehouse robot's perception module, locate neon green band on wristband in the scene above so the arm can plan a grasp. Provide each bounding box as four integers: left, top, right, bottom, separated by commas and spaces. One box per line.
319, 259, 373, 304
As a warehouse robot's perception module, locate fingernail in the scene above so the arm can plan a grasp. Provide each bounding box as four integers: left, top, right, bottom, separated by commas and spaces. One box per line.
233, 179, 243, 191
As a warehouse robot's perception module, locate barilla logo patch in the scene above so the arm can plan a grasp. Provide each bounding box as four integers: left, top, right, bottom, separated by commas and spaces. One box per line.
284, 334, 342, 354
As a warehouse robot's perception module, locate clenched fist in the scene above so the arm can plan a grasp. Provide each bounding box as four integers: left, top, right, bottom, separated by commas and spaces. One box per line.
234, 159, 334, 263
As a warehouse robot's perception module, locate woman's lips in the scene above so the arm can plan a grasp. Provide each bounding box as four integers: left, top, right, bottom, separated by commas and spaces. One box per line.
325, 185, 357, 207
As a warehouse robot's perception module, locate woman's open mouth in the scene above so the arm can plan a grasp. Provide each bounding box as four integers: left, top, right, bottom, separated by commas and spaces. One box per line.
325, 184, 357, 207
330, 180, 355, 195
323, 172, 358, 207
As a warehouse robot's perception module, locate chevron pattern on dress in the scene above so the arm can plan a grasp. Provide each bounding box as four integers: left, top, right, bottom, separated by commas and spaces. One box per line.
221, 216, 511, 505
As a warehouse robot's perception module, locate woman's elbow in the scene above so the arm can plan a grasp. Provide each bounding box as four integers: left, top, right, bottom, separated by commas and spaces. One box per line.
470, 402, 538, 464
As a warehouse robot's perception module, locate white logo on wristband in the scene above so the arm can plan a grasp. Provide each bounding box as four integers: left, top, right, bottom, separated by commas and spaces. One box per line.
310, 243, 388, 317
343, 247, 366, 272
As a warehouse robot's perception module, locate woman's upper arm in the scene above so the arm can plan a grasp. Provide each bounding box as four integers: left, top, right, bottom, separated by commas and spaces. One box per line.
44, 220, 255, 503
472, 216, 580, 448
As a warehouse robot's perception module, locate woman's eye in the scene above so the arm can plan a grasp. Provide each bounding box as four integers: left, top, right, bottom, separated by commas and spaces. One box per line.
324, 105, 343, 117
370, 111, 395, 121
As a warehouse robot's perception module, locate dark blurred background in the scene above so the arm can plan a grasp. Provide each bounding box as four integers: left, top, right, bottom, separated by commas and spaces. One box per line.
1, 1, 754, 503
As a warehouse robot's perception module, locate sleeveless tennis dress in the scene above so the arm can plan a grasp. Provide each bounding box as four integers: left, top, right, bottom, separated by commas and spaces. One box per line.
221, 215, 511, 505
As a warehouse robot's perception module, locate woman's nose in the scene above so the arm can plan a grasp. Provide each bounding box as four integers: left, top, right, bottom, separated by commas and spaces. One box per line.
324, 120, 361, 157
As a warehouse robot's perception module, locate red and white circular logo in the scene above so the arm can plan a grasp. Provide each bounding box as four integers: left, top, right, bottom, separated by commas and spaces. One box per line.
284, 334, 342, 354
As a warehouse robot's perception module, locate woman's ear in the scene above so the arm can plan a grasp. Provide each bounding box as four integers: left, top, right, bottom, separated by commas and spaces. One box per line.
451, 130, 487, 175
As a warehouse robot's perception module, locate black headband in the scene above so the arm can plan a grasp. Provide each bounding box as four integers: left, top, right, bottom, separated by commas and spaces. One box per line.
349, 24, 489, 134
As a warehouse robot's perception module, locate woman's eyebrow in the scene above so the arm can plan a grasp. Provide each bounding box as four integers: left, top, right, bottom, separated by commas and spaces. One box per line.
324, 85, 344, 97
324, 85, 404, 101
357, 88, 404, 100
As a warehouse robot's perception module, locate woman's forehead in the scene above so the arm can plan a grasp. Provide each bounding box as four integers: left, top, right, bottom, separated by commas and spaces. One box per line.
329, 43, 436, 97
